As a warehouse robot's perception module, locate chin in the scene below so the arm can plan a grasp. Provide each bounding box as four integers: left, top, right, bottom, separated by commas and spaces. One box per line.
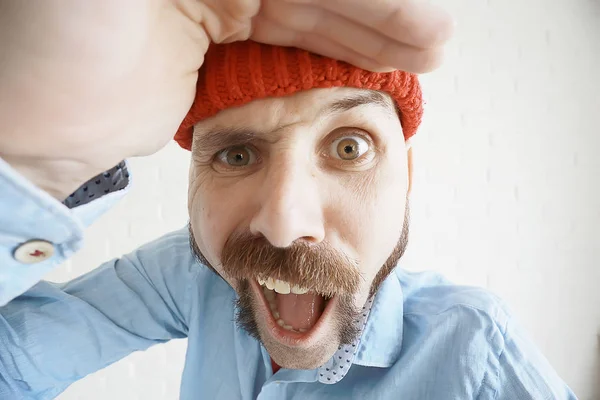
237, 279, 355, 369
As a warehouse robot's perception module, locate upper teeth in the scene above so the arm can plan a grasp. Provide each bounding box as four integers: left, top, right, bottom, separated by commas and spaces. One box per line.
258, 277, 309, 295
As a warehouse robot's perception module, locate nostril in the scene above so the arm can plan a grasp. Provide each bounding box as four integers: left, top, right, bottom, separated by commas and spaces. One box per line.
297, 236, 320, 245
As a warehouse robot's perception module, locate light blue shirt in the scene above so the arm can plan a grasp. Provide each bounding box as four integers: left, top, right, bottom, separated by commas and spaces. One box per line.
0, 157, 129, 307
0, 159, 577, 399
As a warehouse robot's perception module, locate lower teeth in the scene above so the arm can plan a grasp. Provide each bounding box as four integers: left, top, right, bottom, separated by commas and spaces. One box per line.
263, 286, 305, 333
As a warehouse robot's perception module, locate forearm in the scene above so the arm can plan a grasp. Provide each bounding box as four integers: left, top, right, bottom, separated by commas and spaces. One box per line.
0, 284, 160, 399
0, 231, 194, 398
0, 2, 104, 200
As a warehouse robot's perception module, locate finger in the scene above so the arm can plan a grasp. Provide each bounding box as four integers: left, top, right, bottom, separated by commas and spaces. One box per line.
251, 16, 392, 71
251, 16, 442, 73
285, 0, 454, 49
257, 2, 444, 73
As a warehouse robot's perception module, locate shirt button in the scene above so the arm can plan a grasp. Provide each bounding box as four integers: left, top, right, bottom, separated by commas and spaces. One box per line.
14, 240, 55, 264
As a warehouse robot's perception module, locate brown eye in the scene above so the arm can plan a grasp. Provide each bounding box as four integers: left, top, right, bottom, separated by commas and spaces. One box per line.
217, 146, 257, 167
330, 136, 369, 160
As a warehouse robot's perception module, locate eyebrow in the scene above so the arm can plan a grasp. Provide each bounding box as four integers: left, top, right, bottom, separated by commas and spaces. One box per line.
193, 91, 399, 152
324, 91, 396, 116
193, 127, 260, 154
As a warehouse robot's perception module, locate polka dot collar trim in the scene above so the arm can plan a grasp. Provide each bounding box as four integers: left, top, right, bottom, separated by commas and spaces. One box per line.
317, 296, 374, 384
63, 161, 129, 209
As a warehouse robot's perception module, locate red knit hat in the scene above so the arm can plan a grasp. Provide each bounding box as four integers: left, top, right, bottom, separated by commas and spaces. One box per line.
175, 41, 423, 150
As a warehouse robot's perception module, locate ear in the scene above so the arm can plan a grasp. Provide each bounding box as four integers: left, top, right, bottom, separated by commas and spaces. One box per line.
407, 146, 413, 195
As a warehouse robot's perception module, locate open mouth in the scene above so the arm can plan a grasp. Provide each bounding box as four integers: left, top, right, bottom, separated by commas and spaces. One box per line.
250, 276, 336, 346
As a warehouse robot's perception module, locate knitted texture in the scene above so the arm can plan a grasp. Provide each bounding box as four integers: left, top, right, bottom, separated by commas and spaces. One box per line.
175, 41, 423, 150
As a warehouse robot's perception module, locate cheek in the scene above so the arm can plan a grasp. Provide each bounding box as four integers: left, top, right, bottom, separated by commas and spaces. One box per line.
334, 165, 408, 283
188, 177, 242, 268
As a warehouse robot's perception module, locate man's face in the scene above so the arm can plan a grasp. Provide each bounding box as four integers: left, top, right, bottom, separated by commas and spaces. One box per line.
187, 87, 411, 369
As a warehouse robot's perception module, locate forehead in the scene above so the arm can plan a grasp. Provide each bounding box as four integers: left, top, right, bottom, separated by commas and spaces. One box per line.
193, 87, 398, 136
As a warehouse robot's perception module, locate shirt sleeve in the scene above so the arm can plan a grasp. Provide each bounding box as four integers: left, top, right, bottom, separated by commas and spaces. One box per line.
0, 157, 129, 306
0, 228, 198, 400
491, 317, 578, 400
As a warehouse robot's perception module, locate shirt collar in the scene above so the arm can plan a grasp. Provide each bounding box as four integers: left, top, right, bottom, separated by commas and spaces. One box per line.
353, 268, 404, 368
316, 269, 404, 384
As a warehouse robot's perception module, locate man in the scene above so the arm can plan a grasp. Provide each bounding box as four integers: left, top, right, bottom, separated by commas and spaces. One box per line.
0, 0, 453, 307
0, 41, 576, 399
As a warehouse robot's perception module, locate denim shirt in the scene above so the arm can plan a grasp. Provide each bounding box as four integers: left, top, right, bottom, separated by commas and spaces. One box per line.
0, 158, 576, 399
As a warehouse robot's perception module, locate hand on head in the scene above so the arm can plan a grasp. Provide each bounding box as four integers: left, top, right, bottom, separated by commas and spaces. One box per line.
0, 0, 453, 200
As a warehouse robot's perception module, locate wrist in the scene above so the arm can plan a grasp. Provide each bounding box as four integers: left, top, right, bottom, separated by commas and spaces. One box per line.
1, 155, 96, 201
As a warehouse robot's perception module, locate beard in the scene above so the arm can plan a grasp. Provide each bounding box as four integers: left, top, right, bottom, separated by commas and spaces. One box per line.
189, 204, 410, 349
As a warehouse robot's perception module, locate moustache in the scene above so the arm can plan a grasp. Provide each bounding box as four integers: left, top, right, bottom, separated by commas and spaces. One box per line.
220, 232, 363, 298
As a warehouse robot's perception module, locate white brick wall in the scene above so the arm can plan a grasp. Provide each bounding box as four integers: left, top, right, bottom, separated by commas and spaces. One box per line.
50, 0, 599, 398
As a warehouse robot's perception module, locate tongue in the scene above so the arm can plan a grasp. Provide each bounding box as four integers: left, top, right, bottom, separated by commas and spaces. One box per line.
275, 292, 325, 330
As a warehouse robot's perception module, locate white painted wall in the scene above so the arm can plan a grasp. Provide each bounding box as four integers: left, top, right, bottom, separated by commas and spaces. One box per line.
50, 0, 599, 398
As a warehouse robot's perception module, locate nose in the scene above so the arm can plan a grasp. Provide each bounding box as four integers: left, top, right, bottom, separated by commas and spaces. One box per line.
249, 159, 325, 248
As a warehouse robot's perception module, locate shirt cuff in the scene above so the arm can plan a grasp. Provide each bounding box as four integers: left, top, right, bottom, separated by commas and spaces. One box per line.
0, 157, 131, 306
